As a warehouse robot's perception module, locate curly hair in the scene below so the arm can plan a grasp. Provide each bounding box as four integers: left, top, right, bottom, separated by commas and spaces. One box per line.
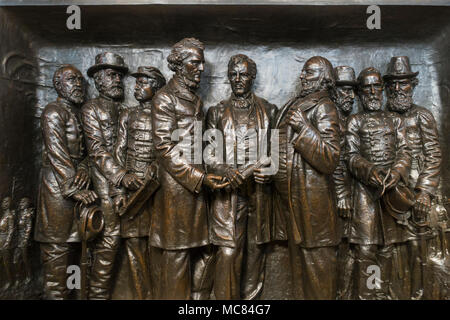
167, 38, 205, 72
227, 54, 257, 79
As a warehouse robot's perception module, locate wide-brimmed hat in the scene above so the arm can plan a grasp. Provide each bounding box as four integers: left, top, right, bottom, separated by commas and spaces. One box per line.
335, 66, 357, 86
383, 56, 419, 81
87, 52, 128, 77
131, 66, 166, 84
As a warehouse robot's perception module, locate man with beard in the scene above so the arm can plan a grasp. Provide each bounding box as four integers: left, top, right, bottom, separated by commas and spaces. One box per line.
150, 38, 228, 299
205, 54, 277, 299
384, 56, 442, 299
330, 66, 358, 299
346, 67, 411, 299
35, 65, 97, 299
82, 53, 142, 299
114, 66, 166, 299
273, 56, 341, 299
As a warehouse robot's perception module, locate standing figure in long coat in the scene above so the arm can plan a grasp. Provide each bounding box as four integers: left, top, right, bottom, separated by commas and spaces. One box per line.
330, 66, 358, 299
35, 65, 97, 299
0, 197, 15, 290
114, 66, 166, 299
273, 56, 341, 299
384, 56, 442, 299
150, 38, 227, 299
346, 67, 411, 299
205, 54, 277, 299
82, 53, 142, 299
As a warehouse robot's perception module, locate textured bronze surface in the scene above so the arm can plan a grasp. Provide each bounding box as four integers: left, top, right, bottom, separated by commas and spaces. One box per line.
0, 4, 449, 300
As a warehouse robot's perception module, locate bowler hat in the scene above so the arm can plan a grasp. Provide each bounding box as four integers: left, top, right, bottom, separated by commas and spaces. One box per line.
383, 56, 419, 80
87, 52, 128, 77
131, 66, 166, 84
335, 66, 357, 86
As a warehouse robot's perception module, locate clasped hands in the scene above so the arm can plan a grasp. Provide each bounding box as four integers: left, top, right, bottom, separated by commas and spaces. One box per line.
368, 166, 401, 192
71, 168, 98, 205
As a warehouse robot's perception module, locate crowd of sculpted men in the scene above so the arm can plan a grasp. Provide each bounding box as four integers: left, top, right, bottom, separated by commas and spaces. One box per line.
31, 37, 447, 300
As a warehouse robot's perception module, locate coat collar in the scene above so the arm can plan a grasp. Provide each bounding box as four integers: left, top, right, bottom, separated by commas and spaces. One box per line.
169, 75, 199, 102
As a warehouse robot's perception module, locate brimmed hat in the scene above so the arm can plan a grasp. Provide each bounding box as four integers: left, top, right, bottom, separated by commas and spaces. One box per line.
382, 184, 415, 222
131, 66, 165, 84
383, 56, 418, 81
335, 66, 357, 86
87, 52, 128, 77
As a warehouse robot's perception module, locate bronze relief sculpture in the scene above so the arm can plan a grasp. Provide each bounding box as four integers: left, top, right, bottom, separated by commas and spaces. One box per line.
346, 67, 412, 299
81, 53, 131, 300
114, 66, 166, 299
149, 38, 227, 300
205, 54, 277, 299
34, 65, 97, 300
272, 56, 341, 299
384, 56, 442, 299
1, 32, 445, 300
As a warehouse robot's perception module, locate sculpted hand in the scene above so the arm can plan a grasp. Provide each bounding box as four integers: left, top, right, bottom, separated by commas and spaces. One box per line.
122, 173, 144, 191
225, 167, 245, 190
254, 167, 271, 184
384, 170, 401, 190
203, 174, 230, 191
368, 167, 386, 188
287, 108, 307, 133
73, 168, 90, 190
414, 191, 431, 222
113, 194, 127, 213
72, 190, 98, 205
337, 197, 352, 218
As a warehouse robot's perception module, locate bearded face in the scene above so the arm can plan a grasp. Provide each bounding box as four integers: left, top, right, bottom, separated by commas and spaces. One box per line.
299, 61, 323, 97
134, 76, 157, 102
95, 68, 124, 100
177, 47, 205, 90
359, 77, 384, 112
334, 86, 355, 115
386, 79, 414, 113
58, 67, 85, 105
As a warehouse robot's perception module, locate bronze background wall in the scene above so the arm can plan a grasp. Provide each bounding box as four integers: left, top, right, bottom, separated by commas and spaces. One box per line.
0, 4, 448, 299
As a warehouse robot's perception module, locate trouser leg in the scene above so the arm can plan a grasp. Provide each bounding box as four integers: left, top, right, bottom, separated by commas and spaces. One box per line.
242, 208, 266, 300
337, 239, 355, 300
22, 247, 32, 282
378, 244, 394, 299
299, 246, 338, 300
149, 246, 190, 299
88, 235, 120, 300
125, 237, 150, 300
40, 242, 76, 300
354, 244, 379, 300
214, 245, 244, 300
191, 245, 215, 300
408, 239, 424, 299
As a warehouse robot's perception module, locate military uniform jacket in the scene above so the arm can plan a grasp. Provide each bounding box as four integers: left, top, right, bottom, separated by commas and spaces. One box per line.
205, 93, 277, 247
150, 76, 208, 250
274, 90, 341, 248
115, 104, 155, 238
402, 105, 441, 195
34, 98, 88, 243
81, 95, 127, 237
346, 111, 411, 245
18, 209, 34, 247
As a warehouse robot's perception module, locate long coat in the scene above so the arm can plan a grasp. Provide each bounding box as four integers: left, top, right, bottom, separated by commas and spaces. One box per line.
150, 76, 208, 250
205, 93, 277, 247
274, 90, 341, 248
35, 98, 87, 243
346, 111, 411, 245
81, 95, 127, 237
